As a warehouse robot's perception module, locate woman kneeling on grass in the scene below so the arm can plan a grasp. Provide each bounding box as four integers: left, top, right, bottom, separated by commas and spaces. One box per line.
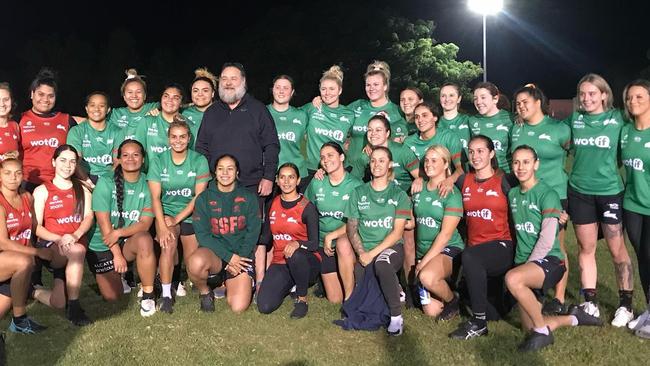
86, 139, 157, 317
32, 145, 94, 326
414, 145, 464, 320
345, 147, 411, 336
0, 158, 48, 333
189, 154, 261, 313
505, 145, 601, 352
257, 163, 320, 318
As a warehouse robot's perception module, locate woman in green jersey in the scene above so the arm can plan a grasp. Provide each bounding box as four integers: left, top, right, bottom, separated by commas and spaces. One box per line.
136, 84, 187, 157
345, 146, 412, 336
567, 74, 634, 327
86, 139, 157, 317
67, 92, 121, 182
468, 82, 513, 173
510, 85, 571, 315
399, 87, 423, 136
108, 69, 158, 139
620, 79, 650, 334
305, 142, 362, 302
438, 83, 471, 154
415, 145, 464, 320
182, 68, 217, 145
505, 145, 601, 352
268, 75, 308, 190
147, 121, 210, 313
189, 154, 261, 313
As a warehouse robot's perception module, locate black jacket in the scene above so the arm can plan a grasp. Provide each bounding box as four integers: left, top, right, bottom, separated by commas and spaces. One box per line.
196, 94, 280, 187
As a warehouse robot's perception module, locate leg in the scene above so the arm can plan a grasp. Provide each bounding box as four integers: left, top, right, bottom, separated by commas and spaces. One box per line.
63, 243, 87, 301
402, 228, 416, 286
286, 249, 318, 299
335, 234, 356, 300
0, 294, 12, 319
254, 245, 267, 291
187, 248, 223, 295
179, 234, 200, 268
553, 228, 569, 303
95, 272, 123, 302
374, 244, 405, 317
225, 272, 253, 313
123, 232, 157, 294
320, 248, 343, 304
505, 263, 547, 329
0, 252, 34, 317
603, 222, 634, 291
418, 254, 454, 317
574, 223, 599, 291
256, 264, 293, 314
159, 225, 180, 293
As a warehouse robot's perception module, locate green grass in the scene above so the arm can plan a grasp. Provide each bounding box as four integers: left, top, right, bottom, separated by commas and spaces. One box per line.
3, 225, 649, 366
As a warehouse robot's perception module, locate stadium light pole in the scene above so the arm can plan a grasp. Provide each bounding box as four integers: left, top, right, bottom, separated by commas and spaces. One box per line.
468, 0, 503, 82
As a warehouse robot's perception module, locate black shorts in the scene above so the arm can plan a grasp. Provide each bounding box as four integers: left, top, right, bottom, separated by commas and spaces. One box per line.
180, 222, 195, 236
0, 279, 10, 297
86, 250, 116, 275
33, 240, 66, 281
531, 256, 566, 292
567, 186, 623, 225
441, 245, 463, 259
318, 247, 338, 274
207, 263, 255, 288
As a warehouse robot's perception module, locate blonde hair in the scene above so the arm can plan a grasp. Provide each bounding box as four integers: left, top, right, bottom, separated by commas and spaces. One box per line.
365, 60, 391, 91
424, 144, 452, 178
577, 73, 613, 111
120, 68, 147, 96
320, 65, 344, 88
193, 67, 217, 90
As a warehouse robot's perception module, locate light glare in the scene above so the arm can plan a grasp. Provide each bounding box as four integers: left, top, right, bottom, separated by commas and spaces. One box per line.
468, 0, 504, 15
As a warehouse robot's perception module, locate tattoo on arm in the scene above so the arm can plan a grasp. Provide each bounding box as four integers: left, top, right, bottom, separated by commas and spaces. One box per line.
614, 261, 634, 290
346, 219, 365, 255
603, 223, 623, 240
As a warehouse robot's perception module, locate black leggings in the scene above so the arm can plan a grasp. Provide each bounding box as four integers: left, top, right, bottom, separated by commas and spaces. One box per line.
358, 243, 405, 317
462, 240, 514, 318
624, 209, 650, 302
256, 249, 320, 314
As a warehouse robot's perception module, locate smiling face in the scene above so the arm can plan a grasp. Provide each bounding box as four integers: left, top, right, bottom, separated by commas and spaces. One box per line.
161, 87, 182, 115
423, 149, 449, 180
320, 79, 341, 107
31, 84, 56, 114
191, 80, 214, 108
413, 105, 437, 134
579, 81, 607, 114
215, 156, 238, 189
369, 148, 391, 179
85, 94, 109, 123
440, 85, 462, 113
218, 66, 246, 105
626, 85, 650, 120
276, 166, 300, 195
123, 81, 146, 111
0, 160, 23, 191
512, 148, 539, 184
272, 78, 294, 105
400, 89, 422, 117
118, 142, 144, 173
367, 119, 390, 147
320, 145, 344, 174
473, 87, 499, 116
168, 125, 190, 153
53, 149, 77, 180
0, 89, 11, 119
515, 92, 542, 122
468, 138, 495, 171
365, 74, 387, 103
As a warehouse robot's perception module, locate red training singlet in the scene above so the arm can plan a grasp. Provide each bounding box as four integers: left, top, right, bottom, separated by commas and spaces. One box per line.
0, 192, 33, 246
0, 121, 20, 161
461, 171, 512, 246
42, 181, 82, 236
19, 110, 70, 184
269, 195, 316, 265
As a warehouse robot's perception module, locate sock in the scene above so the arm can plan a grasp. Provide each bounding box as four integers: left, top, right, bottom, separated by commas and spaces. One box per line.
472, 312, 487, 326
142, 291, 155, 300
388, 315, 403, 332
67, 299, 80, 310
533, 326, 549, 335
583, 288, 597, 303
13, 314, 27, 322
162, 283, 172, 298
172, 264, 181, 284
569, 315, 578, 326
619, 290, 633, 311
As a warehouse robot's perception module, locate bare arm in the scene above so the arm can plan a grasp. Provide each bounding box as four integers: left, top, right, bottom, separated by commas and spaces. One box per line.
346, 218, 366, 256
33, 185, 62, 242
172, 181, 208, 225
72, 186, 95, 241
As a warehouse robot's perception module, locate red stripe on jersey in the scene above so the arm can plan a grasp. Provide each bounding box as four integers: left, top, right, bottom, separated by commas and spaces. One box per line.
542, 208, 561, 215
406, 159, 419, 169
196, 173, 211, 180
42, 182, 81, 236
0, 193, 33, 246
396, 209, 411, 216
462, 171, 511, 245
269, 195, 309, 265
20, 111, 70, 184
445, 207, 464, 213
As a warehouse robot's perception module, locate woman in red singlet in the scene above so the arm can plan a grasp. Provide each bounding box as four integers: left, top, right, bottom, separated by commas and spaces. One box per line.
0, 83, 20, 162
32, 145, 94, 326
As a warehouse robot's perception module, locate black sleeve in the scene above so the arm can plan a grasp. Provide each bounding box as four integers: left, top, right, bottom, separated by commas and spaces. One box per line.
258, 106, 280, 181
68, 116, 78, 128
298, 201, 320, 252
455, 173, 466, 190
502, 172, 518, 195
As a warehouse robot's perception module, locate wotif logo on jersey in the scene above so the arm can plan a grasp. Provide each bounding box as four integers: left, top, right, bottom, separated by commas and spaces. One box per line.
321, 210, 344, 219
466, 209, 492, 221
56, 214, 82, 224
515, 221, 537, 234
352, 125, 368, 133
623, 158, 644, 172
166, 188, 192, 197
313, 127, 345, 142
273, 233, 294, 241
30, 138, 59, 148
150, 145, 170, 153
278, 131, 296, 142
574, 136, 610, 148
11, 229, 32, 241
85, 154, 113, 165
362, 216, 393, 229
111, 210, 141, 222
416, 216, 438, 228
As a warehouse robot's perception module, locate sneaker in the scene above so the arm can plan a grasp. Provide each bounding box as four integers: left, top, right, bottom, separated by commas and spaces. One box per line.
634, 315, 650, 339
137, 286, 143, 298
289, 285, 297, 300
200, 293, 215, 312
175, 283, 187, 297
66, 304, 93, 326
158, 297, 174, 314
399, 288, 406, 304
290, 300, 308, 319
569, 305, 603, 326
140, 299, 156, 317
629, 310, 649, 330
611, 306, 634, 328
448, 320, 488, 340
518, 329, 554, 352
213, 286, 226, 299
121, 276, 132, 294
579, 301, 601, 318
312, 279, 325, 298
542, 298, 566, 315
387, 315, 404, 336
438, 295, 460, 321
8, 316, 47, 334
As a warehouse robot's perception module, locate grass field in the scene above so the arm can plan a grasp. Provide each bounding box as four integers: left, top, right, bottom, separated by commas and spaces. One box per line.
2, 224, 649, 366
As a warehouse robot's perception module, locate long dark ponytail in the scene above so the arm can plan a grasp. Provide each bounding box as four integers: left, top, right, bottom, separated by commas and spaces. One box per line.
52, 145, 91, 218
114, 139, 145, 228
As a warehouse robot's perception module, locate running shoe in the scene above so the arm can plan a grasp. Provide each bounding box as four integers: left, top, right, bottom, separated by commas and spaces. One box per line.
8, 316, 47, 334
448, 320, 488, 340
140, 299, 156, 317
175, 282, 187, 297
579, 301, 601, 318
137, 286, 143, 298
312, 279, 325, 298
290, 300, 308, 319
542, 298, 567, 315
518, 329, 554, 352
121, 276, 132, 294
158, 297, 174, 314
569, 305, 603, 326
200, 293, 215, 312
289, 285, 297, 300
634, 315, 650, 339
66, 304, 93, 326
438, 294, 460, 321
611, 306, 634, 328
213, 286, 226, 299
628, 310, 649, 330
387, 315, 404, 336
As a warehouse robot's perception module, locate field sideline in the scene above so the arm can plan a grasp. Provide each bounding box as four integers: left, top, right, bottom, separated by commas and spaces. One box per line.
2, 224, 648, 366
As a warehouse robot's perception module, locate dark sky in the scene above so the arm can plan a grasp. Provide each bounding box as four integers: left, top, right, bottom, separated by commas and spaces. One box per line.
2, 0, 648, 111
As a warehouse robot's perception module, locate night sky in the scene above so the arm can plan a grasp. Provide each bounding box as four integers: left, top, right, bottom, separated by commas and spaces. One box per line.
2, 0, 647, 114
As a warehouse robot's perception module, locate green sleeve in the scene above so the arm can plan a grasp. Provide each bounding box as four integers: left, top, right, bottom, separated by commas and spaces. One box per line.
146, 155, 162, 182
448, 131, 463, 166
141, 184, 154, 218
66, 125, 83, 152
395, 190, 412, 219
344, 188, 360, 219
92, 177, 112, 212
195, 155, 211, 183
300, 103, 315, 114
143, 102, 160, 113
192, 192, 234, 262
133, 117, 149, 147
238, 192, 262, 259
304, 181, 315, 202
541, 190, 562, 220
444, 189, 464, 217
399, 146, 419, 173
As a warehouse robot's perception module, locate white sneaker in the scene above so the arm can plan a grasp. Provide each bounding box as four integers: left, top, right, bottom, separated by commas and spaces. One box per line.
213, 286, 226, 299
628, 310, 649, 330
175, 283, 187, 297
580, 301, 601, 318
399, 290, 406, 304
137, 286, 143, 298
121, 277, 132, 294
634, 315, 650, 339
140, 299, 156, 317
387, 315, 404, 336
611, 306, 634, 327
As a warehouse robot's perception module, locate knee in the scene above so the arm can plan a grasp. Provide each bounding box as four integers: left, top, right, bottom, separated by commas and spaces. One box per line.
15, 253, 35, 272
327, 293, 343, 304
102, 292, 121, 302
256, 297, 276, 314
418, 268, 434, 286
504, 270, 522, 291
373, 257, 391, 275
187, 255, 206, 276
229, 300, 250, 314
286, 250, 307, 266
69, 244, 87, 258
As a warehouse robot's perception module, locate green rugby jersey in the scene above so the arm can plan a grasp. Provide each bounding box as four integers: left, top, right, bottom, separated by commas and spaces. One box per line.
344, 182, 411, 251
621, 123, 650, 215
347, 99, 407, 159
268, 105, 308, 177
438, 113, 471, 152
403, 128, 462, 167
347, 140, 419, 191
510, 116, 571, 199
302, 103, 354, 171
108, 102, 159, 139
469, 109, 513, 172
412, 185, 464, 259
67, 120, 121, 178
508, 181, 563, 264
181, 105, 206, 148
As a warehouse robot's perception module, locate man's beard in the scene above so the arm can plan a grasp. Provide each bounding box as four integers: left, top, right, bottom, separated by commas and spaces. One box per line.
219, 84, 246, 104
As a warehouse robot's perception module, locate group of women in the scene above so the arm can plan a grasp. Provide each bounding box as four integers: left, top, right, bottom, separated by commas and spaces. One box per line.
0, 60, 649, 353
